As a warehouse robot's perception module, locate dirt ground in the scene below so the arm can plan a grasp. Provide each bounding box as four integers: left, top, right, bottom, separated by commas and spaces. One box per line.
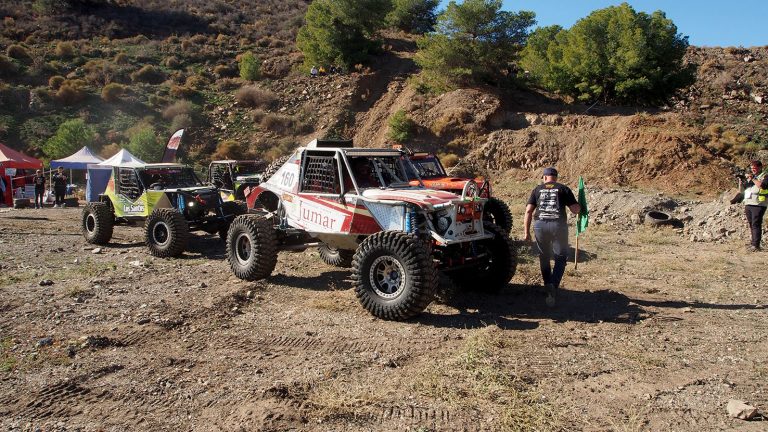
1, 199, 766, 431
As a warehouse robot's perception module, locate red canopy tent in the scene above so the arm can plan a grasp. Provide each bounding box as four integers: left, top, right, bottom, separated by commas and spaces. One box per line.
0, 142, 43, 207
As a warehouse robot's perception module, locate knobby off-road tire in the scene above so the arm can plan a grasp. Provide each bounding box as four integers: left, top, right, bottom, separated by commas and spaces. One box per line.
455, 222, 516, 293
218, 200, 249, 240
318, 243, 354, 267
145, 208, 189, 258
352, 231, 437, 320
227, 214, 278, 281
82, 202, 114, 245
262, 156, 289, 182
484, 197, 513, 234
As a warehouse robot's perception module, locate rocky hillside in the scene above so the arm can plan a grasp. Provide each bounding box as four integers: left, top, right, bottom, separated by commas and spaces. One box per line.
1, 1, 766, 196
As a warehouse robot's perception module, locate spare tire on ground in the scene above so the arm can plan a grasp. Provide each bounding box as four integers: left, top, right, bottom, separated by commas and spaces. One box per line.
644, 210, 672, 226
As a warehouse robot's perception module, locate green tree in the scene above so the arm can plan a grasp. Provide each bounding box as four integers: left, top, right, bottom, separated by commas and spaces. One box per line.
127, 126, 161, 162
296, 0, 392, 69
414, 0, 535, 91
388, 109, 416, 143
520, 3, 693, 104
43, 118, 94, 159
386, 0, 439, 34
239, 51, 261, 81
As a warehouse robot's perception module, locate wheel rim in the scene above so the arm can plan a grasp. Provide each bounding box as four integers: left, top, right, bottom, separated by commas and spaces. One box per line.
152, 221, 170, 246
86, 213, 96, 233
369, 255, 405, 299
235, 232, 252, 264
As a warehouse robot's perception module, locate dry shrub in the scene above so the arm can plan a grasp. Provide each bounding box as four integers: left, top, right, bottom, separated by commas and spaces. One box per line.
698, 58, 721, 74
440, 153, 459, 168
212, 139, 248, 160
250, 109, 266, 123
54, 41, 76, 58
55, 80, 87, 105
130, 65, 165, 84
213, 64, 237, 78
6, 44, 30, 60
189, 34, 208, 44
185, 74, 207, 89
48, 75, 65, 89
431, 109, 473, 137
101, 83, 125, 102
100, 143, 121, 158
180, 39, 192, 51
235, 86, 277, 108
163, 56, 181, 69
83, 59, 116, 85
704, 123, 723, 139
3, 17, 14, 27
712, 71, 733, 91
0, 55, 18, 76
114, 52, 129, 65
162, 100, 194, 120
170, 114, 192, 132
216, 78, 240, 91
169, 85, 197, 98
260, 113, 293, 134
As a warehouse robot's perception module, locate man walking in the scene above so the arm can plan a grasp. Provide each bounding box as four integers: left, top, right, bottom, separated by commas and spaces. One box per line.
52, 167, 67, 208
741, 160, 767, 251
33, 169, 46, 209
523, 167, 581, 307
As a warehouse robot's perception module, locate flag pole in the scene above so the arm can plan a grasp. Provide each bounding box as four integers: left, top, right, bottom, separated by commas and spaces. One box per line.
575, 232, 579, 270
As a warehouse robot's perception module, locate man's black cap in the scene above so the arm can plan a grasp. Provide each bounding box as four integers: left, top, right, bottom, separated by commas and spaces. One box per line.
543, 167, 558, 176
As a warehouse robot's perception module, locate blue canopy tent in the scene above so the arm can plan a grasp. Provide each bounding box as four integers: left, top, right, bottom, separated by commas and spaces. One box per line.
50, 147, 105, 204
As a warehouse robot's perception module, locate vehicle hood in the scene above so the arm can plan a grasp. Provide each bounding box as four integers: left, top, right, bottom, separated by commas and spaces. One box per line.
361, 188, 461, 208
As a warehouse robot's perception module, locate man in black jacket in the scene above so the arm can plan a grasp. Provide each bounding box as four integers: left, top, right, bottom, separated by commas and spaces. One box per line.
52, 167, 68, 208
523, 167, 581, 307
33, 169, 46, 209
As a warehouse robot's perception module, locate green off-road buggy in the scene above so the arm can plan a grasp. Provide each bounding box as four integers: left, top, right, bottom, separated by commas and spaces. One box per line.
81, 163, 245, 257
207, 159, 266, 202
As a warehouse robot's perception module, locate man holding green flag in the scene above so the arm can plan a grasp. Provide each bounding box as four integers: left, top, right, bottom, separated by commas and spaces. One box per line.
524, 167, 581, 307
575, 176, 589, 268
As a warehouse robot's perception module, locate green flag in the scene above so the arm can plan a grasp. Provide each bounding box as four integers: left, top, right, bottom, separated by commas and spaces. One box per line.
576, 176, 589, 236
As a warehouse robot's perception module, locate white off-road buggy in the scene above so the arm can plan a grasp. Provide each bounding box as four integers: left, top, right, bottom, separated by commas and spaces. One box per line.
227, 139, 516, 320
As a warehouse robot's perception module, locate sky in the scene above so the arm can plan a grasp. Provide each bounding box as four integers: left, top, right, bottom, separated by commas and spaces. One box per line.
439, 1, 768, 47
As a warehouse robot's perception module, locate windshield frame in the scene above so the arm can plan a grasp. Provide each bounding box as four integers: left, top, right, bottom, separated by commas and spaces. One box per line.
137, 166, 204, 189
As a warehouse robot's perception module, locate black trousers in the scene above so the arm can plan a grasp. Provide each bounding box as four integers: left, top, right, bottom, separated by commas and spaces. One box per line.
54, 187, 66, 206
746, 205, 767, 248
35, 188, 44, 207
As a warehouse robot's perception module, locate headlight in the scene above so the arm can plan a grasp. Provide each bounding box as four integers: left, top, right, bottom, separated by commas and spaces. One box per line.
437, 216, 451, 232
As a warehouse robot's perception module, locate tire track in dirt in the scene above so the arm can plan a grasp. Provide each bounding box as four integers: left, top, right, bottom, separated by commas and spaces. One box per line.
8, 364, 123, 421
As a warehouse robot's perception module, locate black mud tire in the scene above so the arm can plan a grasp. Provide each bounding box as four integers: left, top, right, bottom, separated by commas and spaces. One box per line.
145, 208, 189, 257
484, 197, 513, 234
455, 222, 516, 293
352, 231, 437, 320
82, 202, 114, 245
318, 243, 354, 267
262, 156, 289, 182
218, 200, 249, 240
226, 214, 278, 281
644, 210, 672, 226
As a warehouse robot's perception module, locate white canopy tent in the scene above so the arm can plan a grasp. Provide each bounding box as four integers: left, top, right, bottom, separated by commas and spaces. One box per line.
86, 149, 146, 201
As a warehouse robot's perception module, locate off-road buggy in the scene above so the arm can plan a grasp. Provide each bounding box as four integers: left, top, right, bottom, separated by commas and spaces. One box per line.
404, 152, 513, 234
227, 139, 516, 320
81, 163, 245, 257
208, 159, 266, 202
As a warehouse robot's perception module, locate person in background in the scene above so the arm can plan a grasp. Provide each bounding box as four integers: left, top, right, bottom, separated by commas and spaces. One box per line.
523, 167, 581, 307
33, 169, 46, 209
52, 166, 68, 208
741, 160, 767, 251
310, 66, 318, 78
